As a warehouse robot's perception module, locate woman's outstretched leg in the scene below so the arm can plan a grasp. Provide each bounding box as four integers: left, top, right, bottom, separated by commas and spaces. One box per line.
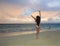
36, 25, 40, 39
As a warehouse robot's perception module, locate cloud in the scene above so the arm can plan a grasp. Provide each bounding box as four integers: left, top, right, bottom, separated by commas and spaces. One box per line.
0, 2, 25, 23
0, 0, 60, 11
47, 1, 60, 8
21, 7, 38, 16
0, 0, 60, 23
46, 11, 60, 23
0, 2, 34, 23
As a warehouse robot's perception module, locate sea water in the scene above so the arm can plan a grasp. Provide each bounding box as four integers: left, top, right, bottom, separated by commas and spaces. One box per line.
0, 23, 60, 33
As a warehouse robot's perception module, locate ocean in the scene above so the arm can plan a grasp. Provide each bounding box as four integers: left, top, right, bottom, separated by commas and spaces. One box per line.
0, 23, 60, 33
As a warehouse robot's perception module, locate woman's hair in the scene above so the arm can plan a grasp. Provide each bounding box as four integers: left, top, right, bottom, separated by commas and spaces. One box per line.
35, 16, 40, 26
36, 16, 40, 20
36, 16, 40, 23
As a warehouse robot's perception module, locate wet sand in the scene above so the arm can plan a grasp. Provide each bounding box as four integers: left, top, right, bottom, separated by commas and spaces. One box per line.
0, 30, 60, 46
0, 30, 45, 37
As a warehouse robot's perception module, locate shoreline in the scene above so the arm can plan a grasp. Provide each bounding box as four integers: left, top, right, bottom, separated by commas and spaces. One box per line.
0, 30, 60, 46
0, 30, 46, 37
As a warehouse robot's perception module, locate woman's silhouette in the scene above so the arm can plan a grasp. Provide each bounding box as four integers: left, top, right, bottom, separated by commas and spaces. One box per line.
31, 11, 41, 39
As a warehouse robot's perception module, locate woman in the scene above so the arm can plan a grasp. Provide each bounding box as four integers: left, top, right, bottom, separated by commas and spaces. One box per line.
31, 11, 41, 39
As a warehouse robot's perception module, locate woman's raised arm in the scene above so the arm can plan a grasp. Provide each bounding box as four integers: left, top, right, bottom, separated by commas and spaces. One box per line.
39, 11, 41, 17
31, 15, 36, 20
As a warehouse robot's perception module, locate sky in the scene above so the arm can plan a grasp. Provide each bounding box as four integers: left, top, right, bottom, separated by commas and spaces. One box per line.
0, 0, 60, 23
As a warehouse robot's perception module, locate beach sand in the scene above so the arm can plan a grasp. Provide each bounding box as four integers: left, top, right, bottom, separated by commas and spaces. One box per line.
0, 30, 45, 37
0, 30, 60, 46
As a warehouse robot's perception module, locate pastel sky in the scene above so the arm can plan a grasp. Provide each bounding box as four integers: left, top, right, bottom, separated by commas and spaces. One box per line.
0, 0, 60, 23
